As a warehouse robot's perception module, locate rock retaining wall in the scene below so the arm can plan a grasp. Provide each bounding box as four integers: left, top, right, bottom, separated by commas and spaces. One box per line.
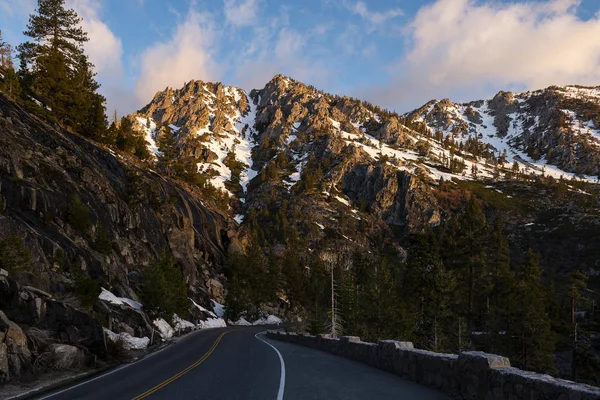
266, 331, 600, 400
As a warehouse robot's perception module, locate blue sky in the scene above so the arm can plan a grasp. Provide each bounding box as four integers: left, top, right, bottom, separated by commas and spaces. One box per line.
1, 0, 600, 115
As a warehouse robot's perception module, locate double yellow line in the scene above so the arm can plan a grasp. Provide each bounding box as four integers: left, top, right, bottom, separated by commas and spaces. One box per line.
132, 330, 230, 400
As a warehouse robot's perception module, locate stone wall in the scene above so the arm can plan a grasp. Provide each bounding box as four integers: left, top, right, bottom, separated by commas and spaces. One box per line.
266, 331, 600, 400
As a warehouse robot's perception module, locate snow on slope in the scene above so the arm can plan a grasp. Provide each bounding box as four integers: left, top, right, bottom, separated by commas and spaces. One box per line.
408, 89, 600, 184
336, 118, 479, 183
195, 90, 259, 198
136, 117, 160, 156
211, 300, 225, 318
190, 297, 217, 318
99, 288, 143, 309
456, 102, 599, 183
555, 85, 600, 100
234, 96, 259, 194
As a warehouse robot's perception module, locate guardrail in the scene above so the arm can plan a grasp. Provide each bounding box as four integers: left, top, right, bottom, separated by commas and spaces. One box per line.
266, 331, 600, 400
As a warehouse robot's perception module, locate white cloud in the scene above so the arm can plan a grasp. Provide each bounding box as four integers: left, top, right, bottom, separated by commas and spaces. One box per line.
0, 0, 35, 16
336, 25, 361, 55
233, 26, 331, 90
366, 0, 600, 111
312, 23, 331, 36
68, 0, 124, 78
66, 0, 127, 113
224, 0, 259, 27
343, 1, 403, 25
134, 11, 221, 105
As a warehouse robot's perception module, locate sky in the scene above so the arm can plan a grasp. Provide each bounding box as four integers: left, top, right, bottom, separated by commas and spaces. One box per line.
1, 0, 600, 116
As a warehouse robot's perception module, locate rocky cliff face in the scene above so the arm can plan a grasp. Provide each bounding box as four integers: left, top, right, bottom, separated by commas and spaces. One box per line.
0, 93, 231, 305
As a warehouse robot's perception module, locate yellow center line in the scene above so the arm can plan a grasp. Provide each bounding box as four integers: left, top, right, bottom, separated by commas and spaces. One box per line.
131, 330, 232, 400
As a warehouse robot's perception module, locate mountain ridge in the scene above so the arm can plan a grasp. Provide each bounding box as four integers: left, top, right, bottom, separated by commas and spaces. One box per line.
128, 75, 600, 237
132, 75, 600, 196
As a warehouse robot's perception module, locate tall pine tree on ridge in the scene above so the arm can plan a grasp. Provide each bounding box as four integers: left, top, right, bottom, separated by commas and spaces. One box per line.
17, 0, 107, 139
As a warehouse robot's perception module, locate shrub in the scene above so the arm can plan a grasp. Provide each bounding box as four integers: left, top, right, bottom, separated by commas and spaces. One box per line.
90, 224, 112, 254
74, 273, 101, 309
140, 251, 190, 319
0, 234, 32, 273
48, 249, 65, 268
68, 196, 91, 234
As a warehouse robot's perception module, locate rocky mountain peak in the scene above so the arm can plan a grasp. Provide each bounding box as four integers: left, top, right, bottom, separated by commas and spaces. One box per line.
406, 85, 600, 177
125, 77, 600, 237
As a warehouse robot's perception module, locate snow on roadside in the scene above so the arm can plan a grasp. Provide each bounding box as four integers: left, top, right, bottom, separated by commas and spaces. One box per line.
229, 317, 252, 326
99, 288, 142, 310
172, 314, 196, 332
252, 315, 283, 325
153, 318, 175, 340
103, 328, 150, 350
211, 300, 225, 318
198, 318, 227, 329
190, 298, 217, 318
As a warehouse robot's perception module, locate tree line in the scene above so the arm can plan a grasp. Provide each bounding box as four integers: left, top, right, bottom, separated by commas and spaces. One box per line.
227, 196, 599, 384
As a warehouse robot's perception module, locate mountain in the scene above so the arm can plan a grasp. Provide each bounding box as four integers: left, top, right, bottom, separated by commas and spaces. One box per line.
130, 76, 600, 380
406, 85, 600, 178
132, 76, 600, 234
1, 75, 600, 385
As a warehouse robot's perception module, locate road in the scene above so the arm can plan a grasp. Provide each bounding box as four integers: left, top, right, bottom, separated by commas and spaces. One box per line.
35, 326, 449, 400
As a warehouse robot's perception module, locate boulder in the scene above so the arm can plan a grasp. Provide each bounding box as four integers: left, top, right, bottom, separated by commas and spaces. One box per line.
0, 342, 8, 382
207, 279, 224, 303
0, 310, 31, 380
47, 344, 87, 370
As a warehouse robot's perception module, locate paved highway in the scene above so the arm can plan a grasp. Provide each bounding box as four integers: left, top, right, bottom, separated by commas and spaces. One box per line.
35, 326, 449, 400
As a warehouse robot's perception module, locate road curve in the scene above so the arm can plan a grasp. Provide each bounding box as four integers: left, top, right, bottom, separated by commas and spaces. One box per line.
34, 326, 449, 400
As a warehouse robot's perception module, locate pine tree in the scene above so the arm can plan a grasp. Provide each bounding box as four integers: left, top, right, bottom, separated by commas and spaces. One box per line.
115, 117, 151, 160
515, 250, 555, 373
71, 55, 106, 139
443, 198, 488, 333
0, 30, 14, 69
0, 31, 21, 99
406, 231, 456, 351
19, 0, 87, 118
157, 125, 177, 176
141, 251, 189, 319
283, 228, 309, 307
486, 219, 516, 354
18, 0, 106, 133
568, 270, 588, 325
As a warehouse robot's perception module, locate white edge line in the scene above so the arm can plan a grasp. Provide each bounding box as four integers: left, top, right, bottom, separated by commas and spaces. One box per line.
33, 364, 129, 400
34, 335, 179, 400
255, 331, 286, 400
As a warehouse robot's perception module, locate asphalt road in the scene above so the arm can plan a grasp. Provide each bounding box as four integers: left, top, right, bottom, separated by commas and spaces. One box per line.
35, 326, 449, 400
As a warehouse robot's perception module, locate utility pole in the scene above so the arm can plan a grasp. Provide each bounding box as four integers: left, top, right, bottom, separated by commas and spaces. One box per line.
458, 317, 462, 353
331, 263, 336, 338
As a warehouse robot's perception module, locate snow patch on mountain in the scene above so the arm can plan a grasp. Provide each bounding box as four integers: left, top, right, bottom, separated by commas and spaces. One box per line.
136, 117, 160, 156
408, 92, 600, 184
194, 90, 259, 198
